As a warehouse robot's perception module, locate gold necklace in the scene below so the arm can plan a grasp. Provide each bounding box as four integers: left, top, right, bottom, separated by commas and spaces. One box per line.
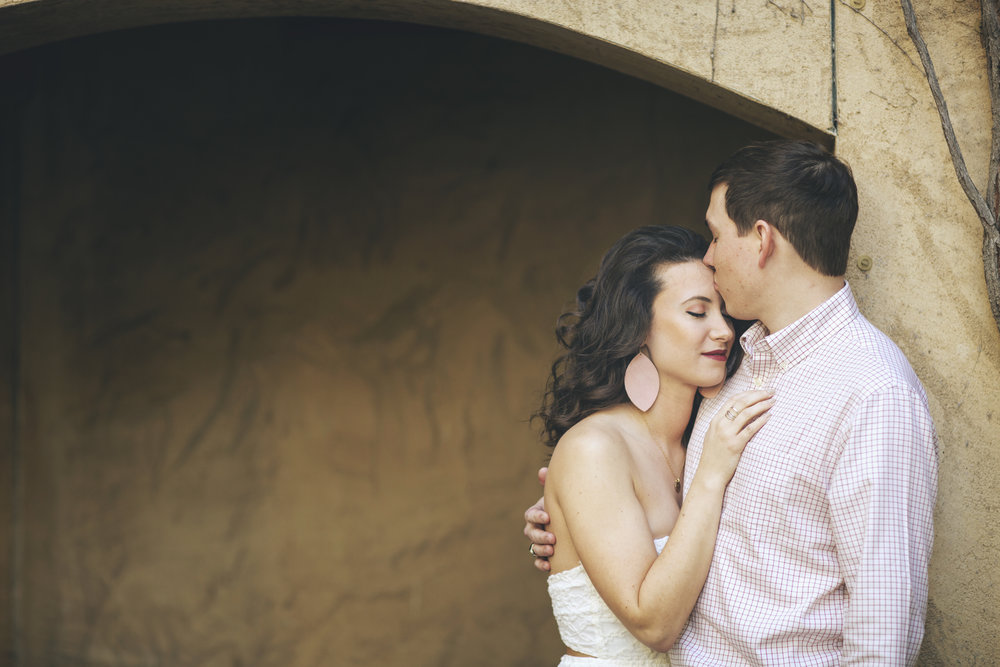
657, 443, 682, 494
638, 412, 683, 494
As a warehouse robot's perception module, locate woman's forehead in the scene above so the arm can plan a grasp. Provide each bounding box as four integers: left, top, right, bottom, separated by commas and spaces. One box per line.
654, 261, 717, 299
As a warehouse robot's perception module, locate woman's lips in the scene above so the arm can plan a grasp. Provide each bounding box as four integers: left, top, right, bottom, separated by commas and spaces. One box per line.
702, 350, 728, 361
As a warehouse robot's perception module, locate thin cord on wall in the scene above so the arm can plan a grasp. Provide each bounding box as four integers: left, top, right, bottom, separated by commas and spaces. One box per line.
712, 0, 721, 81
830, 0, 840, 134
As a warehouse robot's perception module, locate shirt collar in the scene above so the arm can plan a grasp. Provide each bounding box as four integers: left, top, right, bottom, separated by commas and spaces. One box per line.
740, 281, 859, 369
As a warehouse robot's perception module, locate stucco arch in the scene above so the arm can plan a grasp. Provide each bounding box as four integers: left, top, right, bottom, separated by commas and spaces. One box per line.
0, 0, 833, 147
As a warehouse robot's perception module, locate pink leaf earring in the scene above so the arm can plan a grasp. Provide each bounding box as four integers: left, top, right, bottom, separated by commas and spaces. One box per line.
624, 350, 659, 412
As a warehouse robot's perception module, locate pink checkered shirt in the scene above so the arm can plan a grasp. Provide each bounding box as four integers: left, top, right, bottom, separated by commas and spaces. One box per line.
673, 283, 938, 666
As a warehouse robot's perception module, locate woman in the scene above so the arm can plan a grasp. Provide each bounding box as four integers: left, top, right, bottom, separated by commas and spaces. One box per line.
534, 226, 772, 665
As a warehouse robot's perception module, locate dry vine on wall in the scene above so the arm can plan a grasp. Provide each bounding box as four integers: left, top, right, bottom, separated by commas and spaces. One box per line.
898, 0, 1000, 334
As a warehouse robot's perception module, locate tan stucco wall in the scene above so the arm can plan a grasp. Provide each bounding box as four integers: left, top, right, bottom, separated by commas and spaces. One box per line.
834, 4, 997, 661
1, 1, 996, 665
851, 13, 997, 667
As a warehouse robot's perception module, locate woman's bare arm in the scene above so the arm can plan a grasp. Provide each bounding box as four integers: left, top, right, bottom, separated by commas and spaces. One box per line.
550, 390, 773, 651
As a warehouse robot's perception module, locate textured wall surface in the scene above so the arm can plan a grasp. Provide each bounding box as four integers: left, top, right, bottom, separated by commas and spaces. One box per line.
833, 2, 998, 662
0, 0, 834, 145
1, 19, 775, 665
2, 1, 998, 665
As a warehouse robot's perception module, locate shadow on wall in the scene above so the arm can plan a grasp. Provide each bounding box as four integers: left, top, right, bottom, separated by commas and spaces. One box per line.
3, 18, 776, 666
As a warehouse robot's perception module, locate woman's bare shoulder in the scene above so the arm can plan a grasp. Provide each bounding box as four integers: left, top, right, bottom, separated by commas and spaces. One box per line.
549, 407, 633, 471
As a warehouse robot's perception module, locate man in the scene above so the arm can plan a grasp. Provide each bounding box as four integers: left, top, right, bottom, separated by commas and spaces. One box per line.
525, 140, 938, 665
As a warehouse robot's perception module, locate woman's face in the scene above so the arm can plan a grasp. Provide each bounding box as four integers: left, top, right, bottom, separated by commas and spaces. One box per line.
644, 260, 735, 390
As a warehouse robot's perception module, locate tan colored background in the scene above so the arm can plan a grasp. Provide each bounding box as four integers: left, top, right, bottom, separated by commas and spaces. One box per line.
1, 1, 997, 665
0, 18, 778, 666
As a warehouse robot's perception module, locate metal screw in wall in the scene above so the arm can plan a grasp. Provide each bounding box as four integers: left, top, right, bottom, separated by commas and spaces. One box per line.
857, 255, 873, 272
850, 0, 865, 9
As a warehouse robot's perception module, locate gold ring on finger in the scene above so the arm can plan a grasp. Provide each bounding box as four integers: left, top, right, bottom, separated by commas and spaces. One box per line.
724, 407, 739, 421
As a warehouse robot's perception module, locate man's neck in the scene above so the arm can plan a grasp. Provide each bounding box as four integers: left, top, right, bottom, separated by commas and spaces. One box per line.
757, 274, 846, 334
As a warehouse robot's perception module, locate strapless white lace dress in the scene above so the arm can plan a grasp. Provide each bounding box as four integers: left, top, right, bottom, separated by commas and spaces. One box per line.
547, 536, 670, 666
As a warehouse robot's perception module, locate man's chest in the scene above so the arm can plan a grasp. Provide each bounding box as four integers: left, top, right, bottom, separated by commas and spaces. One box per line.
690, 362, 859, 538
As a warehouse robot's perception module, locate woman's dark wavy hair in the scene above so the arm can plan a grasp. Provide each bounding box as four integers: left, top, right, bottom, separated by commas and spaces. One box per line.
535, 225, 747, 450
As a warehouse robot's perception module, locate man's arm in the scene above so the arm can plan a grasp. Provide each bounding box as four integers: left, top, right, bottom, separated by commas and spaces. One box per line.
829, 386, 938, 665
524, 467, 554, 572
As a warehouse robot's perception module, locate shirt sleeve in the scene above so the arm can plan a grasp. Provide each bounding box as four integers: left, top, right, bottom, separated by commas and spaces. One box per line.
828, 385, 938, 666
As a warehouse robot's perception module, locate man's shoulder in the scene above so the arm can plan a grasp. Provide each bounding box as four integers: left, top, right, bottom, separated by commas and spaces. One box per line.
825, 312, 924, 394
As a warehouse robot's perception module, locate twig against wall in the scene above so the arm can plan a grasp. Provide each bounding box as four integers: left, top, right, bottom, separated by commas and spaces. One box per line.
899, 0, 1000, 334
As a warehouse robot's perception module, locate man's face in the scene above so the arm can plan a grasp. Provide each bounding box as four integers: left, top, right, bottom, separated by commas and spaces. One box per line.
703, 184, 759, 321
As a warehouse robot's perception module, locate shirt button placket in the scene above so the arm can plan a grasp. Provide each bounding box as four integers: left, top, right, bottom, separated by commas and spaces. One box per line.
751, 353, 767, 390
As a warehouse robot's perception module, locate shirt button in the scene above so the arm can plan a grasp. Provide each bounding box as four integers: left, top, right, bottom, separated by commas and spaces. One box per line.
778, 362, 788, 371
753, 377, 764, 388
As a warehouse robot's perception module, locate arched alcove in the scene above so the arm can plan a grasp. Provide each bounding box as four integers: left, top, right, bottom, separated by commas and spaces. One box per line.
0, 0, 833, 147
1, 14, 821, 667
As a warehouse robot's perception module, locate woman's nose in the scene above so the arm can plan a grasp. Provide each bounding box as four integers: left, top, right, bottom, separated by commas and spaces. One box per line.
712, 319, 734, 342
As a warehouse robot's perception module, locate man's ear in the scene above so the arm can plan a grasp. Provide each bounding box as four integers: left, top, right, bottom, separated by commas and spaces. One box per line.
755, 220, 776, 269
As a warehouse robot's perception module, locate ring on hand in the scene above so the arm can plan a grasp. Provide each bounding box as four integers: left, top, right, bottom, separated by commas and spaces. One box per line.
529, 544, 538, 558
724, 407, 740, 421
